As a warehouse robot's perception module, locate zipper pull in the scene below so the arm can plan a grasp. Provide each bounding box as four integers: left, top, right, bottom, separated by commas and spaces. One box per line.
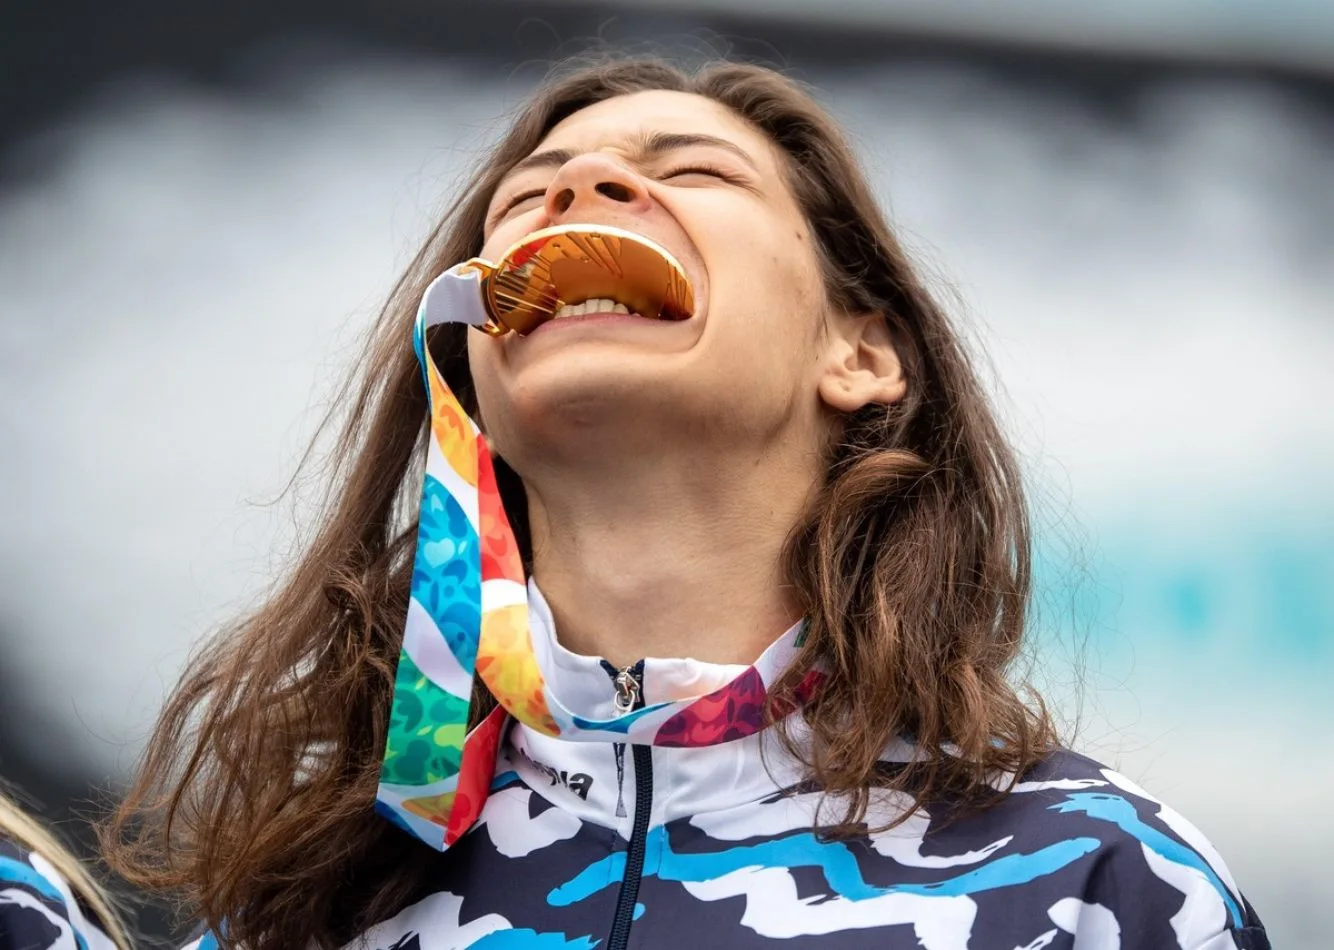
610, 663, 642, 820
613, 744, 628, 818
613, 666, 640, 715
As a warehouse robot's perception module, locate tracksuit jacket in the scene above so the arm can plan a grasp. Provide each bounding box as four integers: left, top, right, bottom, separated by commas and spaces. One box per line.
184, 587, 1271, 950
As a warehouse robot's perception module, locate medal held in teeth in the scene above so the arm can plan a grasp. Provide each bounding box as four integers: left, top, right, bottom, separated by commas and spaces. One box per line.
458, 223, 696, 336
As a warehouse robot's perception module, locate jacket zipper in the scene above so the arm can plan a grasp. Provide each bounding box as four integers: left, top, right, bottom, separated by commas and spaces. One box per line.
604, 659, 652, 950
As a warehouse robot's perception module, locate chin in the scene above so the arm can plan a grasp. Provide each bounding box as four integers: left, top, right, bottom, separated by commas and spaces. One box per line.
486, 358, 701, 463
529, 364, 673, 416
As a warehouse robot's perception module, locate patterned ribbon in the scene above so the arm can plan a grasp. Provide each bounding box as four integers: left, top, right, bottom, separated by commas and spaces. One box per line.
375, 265, 822, 851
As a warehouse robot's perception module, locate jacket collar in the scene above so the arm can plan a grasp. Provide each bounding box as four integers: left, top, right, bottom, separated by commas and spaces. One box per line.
503, 581, 814, 831
525, 581, 784, 722
518, 580, 821, 747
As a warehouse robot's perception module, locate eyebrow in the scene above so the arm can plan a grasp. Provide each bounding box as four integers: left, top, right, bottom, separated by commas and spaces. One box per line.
500, 131, 760, 184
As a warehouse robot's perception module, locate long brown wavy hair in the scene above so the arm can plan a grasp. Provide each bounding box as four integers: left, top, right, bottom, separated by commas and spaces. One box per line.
102, 55, 1056, 950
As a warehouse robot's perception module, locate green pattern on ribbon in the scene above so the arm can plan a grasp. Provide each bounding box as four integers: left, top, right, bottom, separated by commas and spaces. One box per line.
380, 651, 470, 787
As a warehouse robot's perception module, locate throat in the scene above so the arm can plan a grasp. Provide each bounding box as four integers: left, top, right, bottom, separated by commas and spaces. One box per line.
520, 446, 815, 667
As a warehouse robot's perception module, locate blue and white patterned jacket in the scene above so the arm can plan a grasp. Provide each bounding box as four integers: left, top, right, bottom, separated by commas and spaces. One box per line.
188, 596, 1270, 950
0, 835, 117, 950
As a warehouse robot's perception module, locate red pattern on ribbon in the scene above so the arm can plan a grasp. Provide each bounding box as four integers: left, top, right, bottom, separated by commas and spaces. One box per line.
652, 666, 825, 748
653, 667, 767, 748
444, 707, 508, 846
476, 447, 525, 585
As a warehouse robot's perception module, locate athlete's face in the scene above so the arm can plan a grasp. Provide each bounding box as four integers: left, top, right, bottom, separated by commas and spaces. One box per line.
468, 90, 903, 471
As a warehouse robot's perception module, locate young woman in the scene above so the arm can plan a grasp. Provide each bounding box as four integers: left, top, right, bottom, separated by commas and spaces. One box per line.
1, 792, 128, 949
105, 57, 1270, 950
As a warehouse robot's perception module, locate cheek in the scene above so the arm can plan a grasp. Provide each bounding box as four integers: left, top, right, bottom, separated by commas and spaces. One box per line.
714, 232, 829, 390
480, 205, 548, 260
709, 225, 825, 334
479, 223, 522, 261
769, 229, 826, 330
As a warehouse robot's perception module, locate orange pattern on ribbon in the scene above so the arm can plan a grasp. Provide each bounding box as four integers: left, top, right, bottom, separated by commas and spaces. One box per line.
476, 603, 558, 736
427, 358, 479, 487
402, 791, 454, 827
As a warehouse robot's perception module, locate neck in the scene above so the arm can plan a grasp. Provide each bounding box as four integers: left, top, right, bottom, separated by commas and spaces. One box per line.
522, 445, 818, 668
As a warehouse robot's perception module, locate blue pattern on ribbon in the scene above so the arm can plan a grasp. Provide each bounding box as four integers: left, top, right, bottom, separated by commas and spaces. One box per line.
413, 473, 482, 671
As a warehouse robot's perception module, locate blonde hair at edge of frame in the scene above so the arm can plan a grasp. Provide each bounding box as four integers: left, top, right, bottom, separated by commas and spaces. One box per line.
0, 791, 132, 950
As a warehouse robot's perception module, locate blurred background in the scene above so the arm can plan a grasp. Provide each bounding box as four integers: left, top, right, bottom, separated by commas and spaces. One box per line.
1, 1, 1330, 945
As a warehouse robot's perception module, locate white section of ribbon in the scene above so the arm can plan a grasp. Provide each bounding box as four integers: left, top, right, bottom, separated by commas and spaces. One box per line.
421, 264, 489, 329
402, 598, 475, 697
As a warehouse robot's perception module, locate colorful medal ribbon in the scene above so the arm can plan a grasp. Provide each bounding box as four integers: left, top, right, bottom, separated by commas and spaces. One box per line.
375, 264, 821, 852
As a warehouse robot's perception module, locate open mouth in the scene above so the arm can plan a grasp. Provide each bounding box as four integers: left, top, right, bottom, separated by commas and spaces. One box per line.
476, 224, 697, 335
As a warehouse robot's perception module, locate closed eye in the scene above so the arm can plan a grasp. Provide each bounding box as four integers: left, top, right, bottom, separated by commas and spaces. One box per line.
661, 164, 745, 184
497, 187, 547, 218
495, 162, 744, 223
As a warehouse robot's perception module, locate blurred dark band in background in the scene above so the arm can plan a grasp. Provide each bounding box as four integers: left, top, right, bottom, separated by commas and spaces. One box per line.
5, 0, 1333, 164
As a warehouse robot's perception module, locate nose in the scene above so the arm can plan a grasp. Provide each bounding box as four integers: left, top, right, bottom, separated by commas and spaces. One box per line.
544, 152, 653, 222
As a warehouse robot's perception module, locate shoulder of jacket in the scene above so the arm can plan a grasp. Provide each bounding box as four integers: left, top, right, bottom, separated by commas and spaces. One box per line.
1011, 750, 1267, 946
0, 836, 119, 950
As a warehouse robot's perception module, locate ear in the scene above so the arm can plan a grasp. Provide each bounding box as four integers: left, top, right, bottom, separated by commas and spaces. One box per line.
817, 312, 907, 413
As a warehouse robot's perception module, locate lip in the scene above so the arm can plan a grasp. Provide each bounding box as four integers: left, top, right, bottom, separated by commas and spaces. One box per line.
526, 309, 686, 337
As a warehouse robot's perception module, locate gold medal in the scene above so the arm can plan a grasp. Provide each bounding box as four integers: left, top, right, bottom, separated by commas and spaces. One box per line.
460, 224, 696, 336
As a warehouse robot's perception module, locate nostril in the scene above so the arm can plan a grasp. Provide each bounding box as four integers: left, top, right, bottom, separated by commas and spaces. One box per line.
552, 188, 575, 214
595, 181, 634, 203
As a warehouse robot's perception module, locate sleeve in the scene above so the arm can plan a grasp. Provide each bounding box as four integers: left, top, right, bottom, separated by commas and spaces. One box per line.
1065, 767, 1271, 950
0, 837, 119, 950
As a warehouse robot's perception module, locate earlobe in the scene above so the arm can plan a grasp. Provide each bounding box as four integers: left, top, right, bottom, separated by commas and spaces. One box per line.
817, 314, 907, 413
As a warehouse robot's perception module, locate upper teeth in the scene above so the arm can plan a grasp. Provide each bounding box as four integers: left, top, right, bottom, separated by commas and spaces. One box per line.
554, 297, 633, 319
